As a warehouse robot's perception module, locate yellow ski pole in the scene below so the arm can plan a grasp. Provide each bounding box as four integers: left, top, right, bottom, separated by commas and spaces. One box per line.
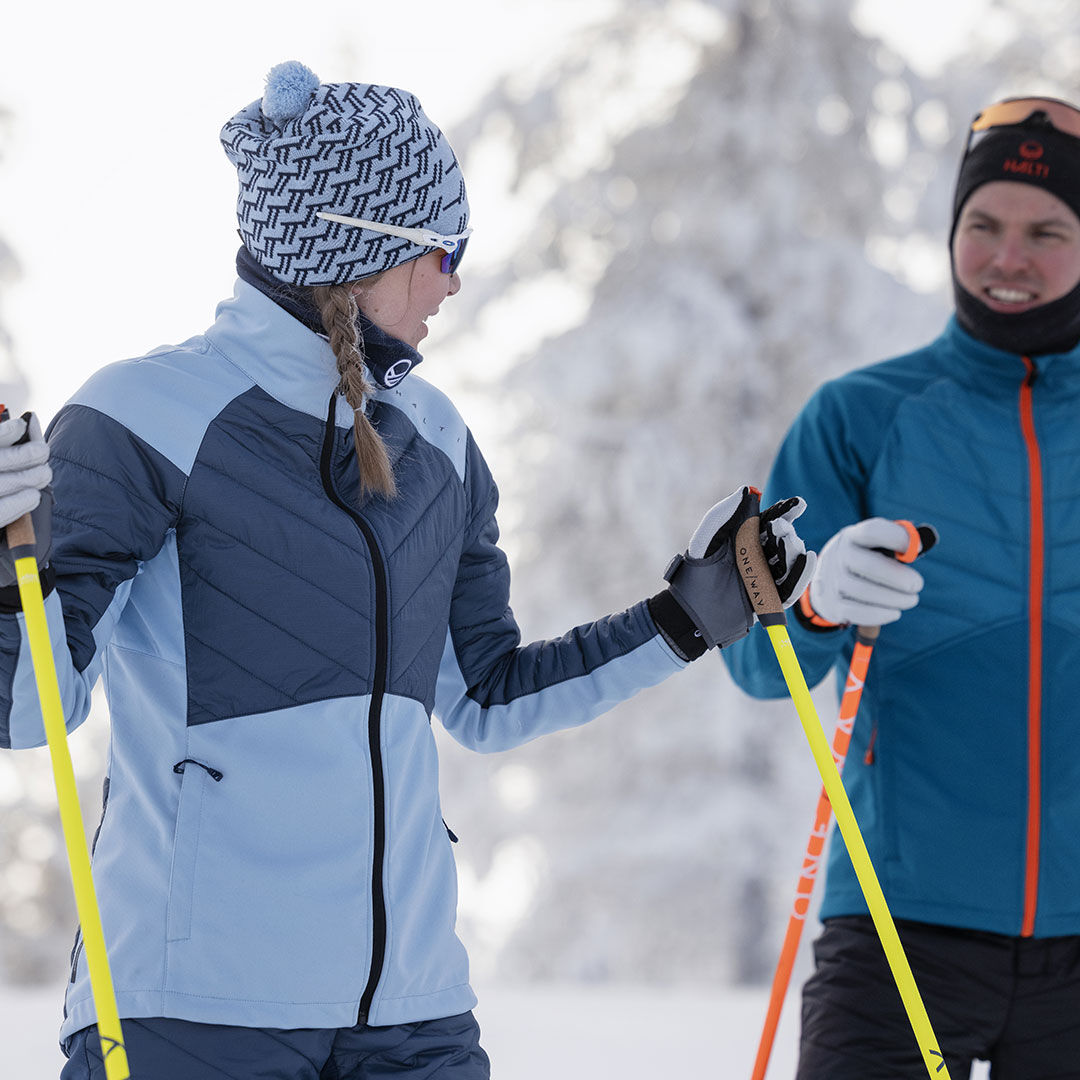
735, 494, 949, 1080
750, 521, 938, 1080
5, 412, 129, 1079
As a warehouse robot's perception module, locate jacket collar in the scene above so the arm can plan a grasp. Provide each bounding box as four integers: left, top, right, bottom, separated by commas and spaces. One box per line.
234, 246, 424, 390
204, 280, 352, 426
943, 315, 1080, 391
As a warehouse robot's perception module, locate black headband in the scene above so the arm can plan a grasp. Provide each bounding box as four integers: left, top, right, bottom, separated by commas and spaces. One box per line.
952, 123, 1080, 238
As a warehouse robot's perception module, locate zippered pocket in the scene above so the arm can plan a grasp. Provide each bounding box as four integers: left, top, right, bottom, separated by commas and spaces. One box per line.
166, 760, 222, 942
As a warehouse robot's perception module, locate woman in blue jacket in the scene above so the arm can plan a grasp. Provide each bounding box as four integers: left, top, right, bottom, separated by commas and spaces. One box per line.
0, 63, 812, 1080
725, 97, 1080, 1079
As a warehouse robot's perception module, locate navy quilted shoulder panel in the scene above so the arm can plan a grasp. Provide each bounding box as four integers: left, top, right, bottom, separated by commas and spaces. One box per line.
376, 405, 467, 709
47, 404, 187, 673
181, 389, 467, 724
181, 387, 371, 724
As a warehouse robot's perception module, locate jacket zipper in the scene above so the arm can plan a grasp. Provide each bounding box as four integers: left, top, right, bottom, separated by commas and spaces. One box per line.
319, 393, 391, 1021
1019, 356, 1044, 937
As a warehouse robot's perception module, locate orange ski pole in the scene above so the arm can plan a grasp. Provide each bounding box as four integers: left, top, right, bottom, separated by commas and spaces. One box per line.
749, 520, 936, 1080
750, 624, 877, 1080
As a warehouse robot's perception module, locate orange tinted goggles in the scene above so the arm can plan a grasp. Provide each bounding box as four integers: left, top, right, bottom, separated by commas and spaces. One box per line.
967, 97, 1080, 152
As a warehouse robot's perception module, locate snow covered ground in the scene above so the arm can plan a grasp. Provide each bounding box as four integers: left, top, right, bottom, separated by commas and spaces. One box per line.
6, 978, 989, 1078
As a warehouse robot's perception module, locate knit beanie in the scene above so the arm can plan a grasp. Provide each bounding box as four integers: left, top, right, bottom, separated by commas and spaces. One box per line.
950, 108, 1080, 355
221, 61, 469, 286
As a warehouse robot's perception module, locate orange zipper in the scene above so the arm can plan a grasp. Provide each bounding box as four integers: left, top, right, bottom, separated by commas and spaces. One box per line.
1019, 356, 1044, 937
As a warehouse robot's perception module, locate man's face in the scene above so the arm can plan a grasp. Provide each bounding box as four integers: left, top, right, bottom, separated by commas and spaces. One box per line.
953, 180, 1080, 315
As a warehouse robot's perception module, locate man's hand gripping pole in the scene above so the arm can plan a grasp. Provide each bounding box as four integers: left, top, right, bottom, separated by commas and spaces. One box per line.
4, 408, 130, 1079
735, 490, 950, 1080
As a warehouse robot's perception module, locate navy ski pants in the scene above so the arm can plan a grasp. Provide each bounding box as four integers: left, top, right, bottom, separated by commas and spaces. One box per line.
797, 916, 1080, 1079
60, 1010, 490, 1080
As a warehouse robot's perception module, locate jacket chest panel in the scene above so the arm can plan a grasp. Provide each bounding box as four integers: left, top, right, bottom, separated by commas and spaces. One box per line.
174, 404, 466, 725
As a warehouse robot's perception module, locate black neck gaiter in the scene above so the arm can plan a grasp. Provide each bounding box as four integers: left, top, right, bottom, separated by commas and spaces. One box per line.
235, 246, 424, 388
953, 275, 1080, 357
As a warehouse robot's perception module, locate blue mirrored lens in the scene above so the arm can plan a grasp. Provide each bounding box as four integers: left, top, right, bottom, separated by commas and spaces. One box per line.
441, 236, 468, 274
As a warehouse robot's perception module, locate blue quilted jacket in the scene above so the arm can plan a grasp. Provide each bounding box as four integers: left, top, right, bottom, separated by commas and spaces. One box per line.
0, 280, 685, 1038
724, 318, 1080, 939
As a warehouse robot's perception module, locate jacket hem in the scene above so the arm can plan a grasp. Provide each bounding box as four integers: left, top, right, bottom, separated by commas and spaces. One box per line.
818, 891, 1080, 938
59, 983, 480, 1041
368, 982, 479, 1026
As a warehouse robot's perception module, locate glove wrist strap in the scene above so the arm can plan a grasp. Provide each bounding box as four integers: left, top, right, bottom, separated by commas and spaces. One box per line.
794, 587, 844, 633
647, 590, 708, 661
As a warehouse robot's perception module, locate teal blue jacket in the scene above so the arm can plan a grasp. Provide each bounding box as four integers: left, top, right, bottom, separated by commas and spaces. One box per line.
724, 318, 1080, 938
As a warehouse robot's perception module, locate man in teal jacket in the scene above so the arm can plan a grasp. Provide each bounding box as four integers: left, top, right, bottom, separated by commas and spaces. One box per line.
724, 97, 1080, 1079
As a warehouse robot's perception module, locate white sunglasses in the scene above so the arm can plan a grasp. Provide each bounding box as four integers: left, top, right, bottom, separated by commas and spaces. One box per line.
315, 212, 472, 273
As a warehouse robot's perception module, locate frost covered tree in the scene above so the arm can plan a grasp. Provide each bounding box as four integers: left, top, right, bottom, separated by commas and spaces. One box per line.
433, 0, 1079, 985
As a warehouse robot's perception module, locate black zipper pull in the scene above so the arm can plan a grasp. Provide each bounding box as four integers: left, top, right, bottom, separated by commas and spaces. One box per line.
173, 759, 224, 782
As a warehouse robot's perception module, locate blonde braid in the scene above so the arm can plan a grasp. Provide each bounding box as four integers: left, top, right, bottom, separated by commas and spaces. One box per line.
312, 284, 397, 499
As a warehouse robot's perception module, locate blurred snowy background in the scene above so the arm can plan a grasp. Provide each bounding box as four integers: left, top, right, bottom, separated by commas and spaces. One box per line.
0, 0, 1075, 1075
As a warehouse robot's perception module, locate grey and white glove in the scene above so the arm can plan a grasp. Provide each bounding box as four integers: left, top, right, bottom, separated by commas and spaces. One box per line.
807, 517, 924, 627
0, 411, 51, 527
651, 486, 817, 659
0, 411, 52, 588
758, 496, 817, 607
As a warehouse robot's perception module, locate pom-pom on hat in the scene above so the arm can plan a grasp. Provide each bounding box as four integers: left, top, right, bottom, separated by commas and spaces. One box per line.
221, 61, 469, 286
260, 59, 321, 125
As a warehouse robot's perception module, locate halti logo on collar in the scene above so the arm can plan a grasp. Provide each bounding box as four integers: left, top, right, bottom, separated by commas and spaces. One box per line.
382, 359, 414, 387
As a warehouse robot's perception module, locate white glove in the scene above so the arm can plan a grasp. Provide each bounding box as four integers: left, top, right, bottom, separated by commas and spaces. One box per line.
0, 411, 52, 529
808, 517, 924, 627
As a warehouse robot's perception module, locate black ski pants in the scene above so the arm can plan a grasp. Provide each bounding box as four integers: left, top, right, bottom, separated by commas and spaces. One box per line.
797, 916, 1080, 1079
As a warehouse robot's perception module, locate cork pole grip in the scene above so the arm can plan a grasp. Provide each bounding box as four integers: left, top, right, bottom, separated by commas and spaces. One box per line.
734, 513, 786, 626
7, 511, 36, 553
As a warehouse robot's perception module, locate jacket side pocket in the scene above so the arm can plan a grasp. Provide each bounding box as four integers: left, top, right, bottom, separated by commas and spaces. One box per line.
166, 760, 221, 942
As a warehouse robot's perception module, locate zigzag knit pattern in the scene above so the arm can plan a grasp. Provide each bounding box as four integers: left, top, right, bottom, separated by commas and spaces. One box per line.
221, 82, 469, 286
